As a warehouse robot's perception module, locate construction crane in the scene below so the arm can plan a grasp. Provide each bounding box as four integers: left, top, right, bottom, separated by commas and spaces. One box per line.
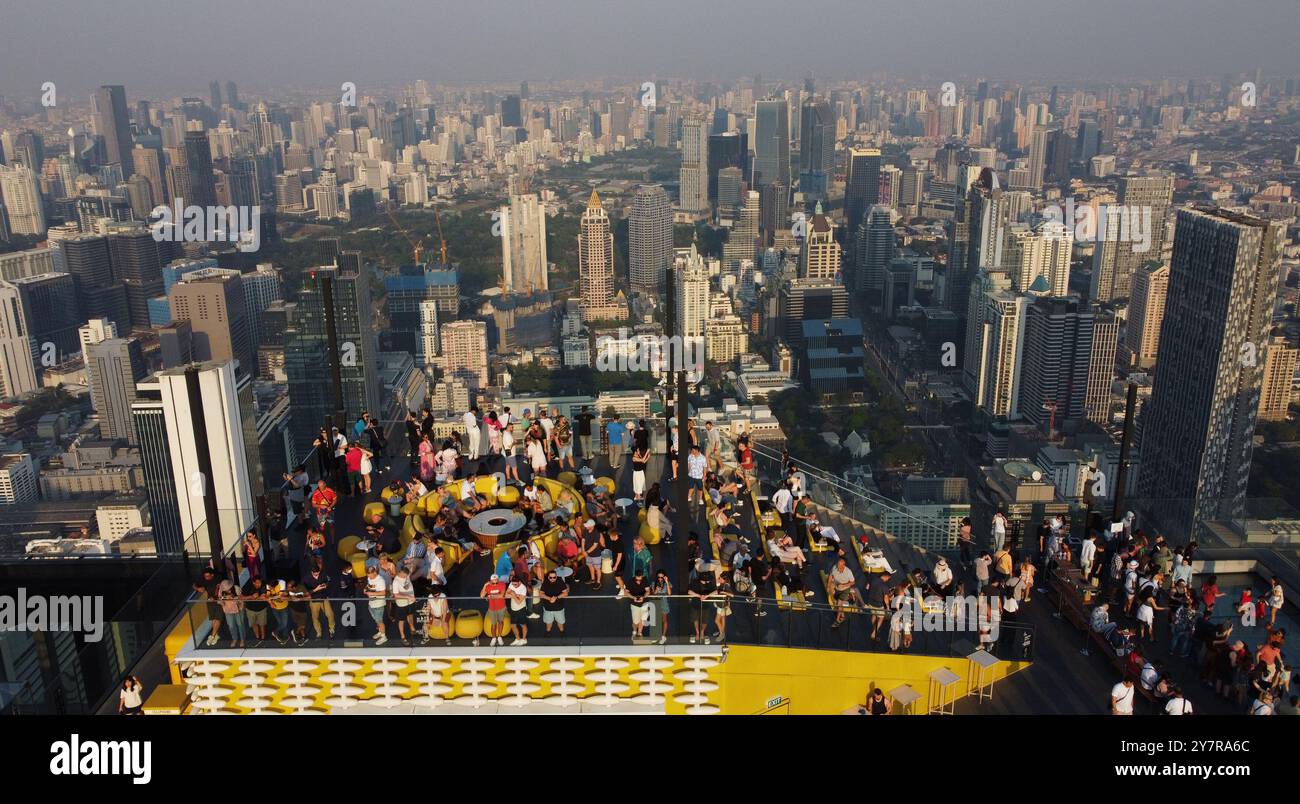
432, 205, 448, 265
384, 203, 427, 264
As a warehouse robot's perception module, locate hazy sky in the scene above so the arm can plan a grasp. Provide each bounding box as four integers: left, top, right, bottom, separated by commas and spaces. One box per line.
3, 0, 1299, 99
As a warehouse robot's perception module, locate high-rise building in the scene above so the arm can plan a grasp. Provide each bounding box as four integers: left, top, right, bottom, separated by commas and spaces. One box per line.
1125, 262, 1169, 369
500, 193, 549, 294
86, 336, 147, 442
1025, 126, 1047, 190
799, 209, 840, 281
0, 454, 38, 505
168, 268, 252, 375
384, 265, 458, 363
1091, 174, 1174, 302
723, 191, 760, 274
629, 185, 673, 294
679, 114, 710, 214
798, 97, 833, 200
1017, 297, 1118, 429
439, 320, 489, 389
284, 265, 381, 454
578, 190, 620, 322
0, 164, 46, 235
706, 130, 746, 202
1136, 208, 1285, 540
182, 127, 217, 210
753, 99, 790, 189
132, 362, 255, 554
843, 147, 881, 236
107, 227, 164, 329
93, 85, 135, 178
6, 273, 78, 362
674, 247, 709, 339
0, 281, 39, 399
1006, 220, 1072, 297
854, 205, 894, 297
1258, 338, 1298, 422
241, 264, 284, 354
62, 235, 129, 331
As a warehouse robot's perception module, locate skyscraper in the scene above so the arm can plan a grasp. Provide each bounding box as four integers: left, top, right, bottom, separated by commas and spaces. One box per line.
7, 272, 80, 361
706, 130, 746, 202
843, 147, 881, 236
1091, 174, 1174, 302
1017, 297, 1118, 429
679, 114, 709, 215
86, 336, 147, 442
182, 127, 217, 210
93, 85, 135, 178
854, 205, 895, 297
0, 164, 46, 235
108, 227, 164, 329
0, 281, 39, 399
674, 246, 709, 339
440, 320, 489, 389
723, 191, 760, 274
499, 193, 549, 293
285, 264, 381, 453
753, 99, 790, 189
1006, 220, 1072, 297
169, 268, 253, 375
578, 190, 619, 322
628, 184, 673, 294
1258, 338, 1298, 422
1025, 126, 1047, 190
1125, 262, 1169, 369
1136, 208, 1285, 540
799, 208, 840, 281
798, 97, 833, 200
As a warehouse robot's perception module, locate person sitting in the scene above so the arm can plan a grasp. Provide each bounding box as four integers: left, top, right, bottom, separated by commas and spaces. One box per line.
930, 557, 955, 596
458, 473, 490, 514
1091, 601, 1119, 639
770, 534, 807, 569
555, 520, 583, 574
518, 481, 545, 524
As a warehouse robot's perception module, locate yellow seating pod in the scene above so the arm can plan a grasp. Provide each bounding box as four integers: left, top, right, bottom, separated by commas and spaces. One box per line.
348, 553, 368, 579
362, 502, 386, 522
427, 612, 456, 640
594, 476, 616, 495
638, 521, 661, 546
482, 612, 511, 638
454, 610, 483, 640
557, 470, 578, 488
337, 535, 361, 561
497, 486, 521, 507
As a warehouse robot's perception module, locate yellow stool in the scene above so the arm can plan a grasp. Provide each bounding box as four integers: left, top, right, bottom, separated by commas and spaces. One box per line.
558, 471, 578, 489
348, 552, 368, 578
427, 612, 456, 640
454, 610, 483, 640
497, 486, 521, 507
595, 476, 616, 495
363, 502, 386, 521
337, 535, 361, 560
482, 611, 512, 639
638, 522, 661, 546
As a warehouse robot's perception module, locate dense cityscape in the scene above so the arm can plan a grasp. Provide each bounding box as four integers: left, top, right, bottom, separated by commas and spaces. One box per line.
0, 3, 1297, 756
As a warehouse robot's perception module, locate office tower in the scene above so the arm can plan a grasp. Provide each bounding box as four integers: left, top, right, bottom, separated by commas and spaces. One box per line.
758, 181, 788, 246
679, 114, 709, 215
1125, 262, 1169, 369
2, 129, 44, 170
798, 97, 833, 201
707, 130, 746, 202
62, 235, 130, 331
93, 85, 135, 178
208, 81, 222, 110
675, 247, 709, 338
1018, 298, 1118, 429
284, 265, 381, 454
843, 147, 881, 235
1258, 338, 1298, 421
779, 279, 850, 341
629, 185, 673, 294
168, 268, 252, 374
962, 268, 1012, 396
225, 81, 239, 109
86, 336, 147, 442
1007, 220, 1072, 296
499, 193, 549, 293
133, 362, 255, 554
716, 167, 744, 212
501, 94, 522, 127
6, 273, 79, 361
439, 320, 489, 389
0, 282, 39, 398
578, 190, 618, 322
724, 190, 761, 277
799, 208, 840, 281
419, 300, 439, 364
753, 99, 790, 189
1137, 208, 1286, 539
182, 127, 217, 209
107, 227, 163, 328
854, 205, 894, 296
970, 291, 1029, 417
1025, 126, 1047, 190
899, 165, 926, 209
0, 165, 46, 235
1045, 128, 1074, 182
1091, 174, 1175, 301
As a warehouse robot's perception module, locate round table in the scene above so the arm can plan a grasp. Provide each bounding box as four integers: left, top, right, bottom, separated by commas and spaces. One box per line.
615, 498, 635, 518
355, 540, 376, 553
468, 509, 527, 551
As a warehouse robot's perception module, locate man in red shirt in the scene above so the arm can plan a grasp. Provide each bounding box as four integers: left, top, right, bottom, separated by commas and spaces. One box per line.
310, 479, 338, 535
480, 574, 509, 647
1200, 574, 1221, 615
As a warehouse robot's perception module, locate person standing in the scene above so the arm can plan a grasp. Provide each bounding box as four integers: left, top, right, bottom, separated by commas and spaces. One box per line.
554, 415, 575, 471
631, 442, 650, 502
118, 676, 145, 715
687, 444, 707, 506
1110, 677, 1135, 715
606, 413, 624, 469
705, 421, 723, 474
575, 405, 595, 462
463, 406, 481, 461
957, 517, 974, 569
992, 511, 1008, 553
